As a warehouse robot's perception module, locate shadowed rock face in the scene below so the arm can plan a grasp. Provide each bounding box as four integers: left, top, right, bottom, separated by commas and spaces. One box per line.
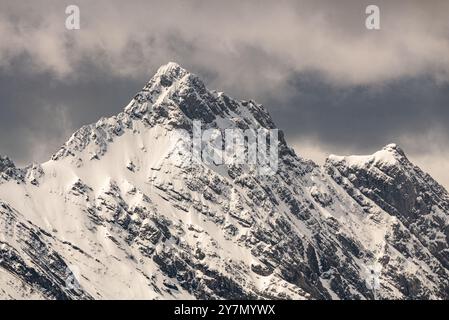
0, 156, 17, 178
327, 144, 449, 221
1, 64, 449, 300
0, 156, 15, 172
0, 156, 24, 182
0, 203, 92, 300
326, 144, 449, 288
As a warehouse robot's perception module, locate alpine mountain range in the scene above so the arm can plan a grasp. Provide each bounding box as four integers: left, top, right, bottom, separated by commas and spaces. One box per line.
0, 62, 448, 300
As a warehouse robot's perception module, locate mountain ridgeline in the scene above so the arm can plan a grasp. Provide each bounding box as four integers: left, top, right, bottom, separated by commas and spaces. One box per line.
0, 63, 448, 299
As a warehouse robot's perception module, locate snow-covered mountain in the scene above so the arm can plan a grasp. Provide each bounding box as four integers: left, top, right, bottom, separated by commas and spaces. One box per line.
0, 62, 448, 300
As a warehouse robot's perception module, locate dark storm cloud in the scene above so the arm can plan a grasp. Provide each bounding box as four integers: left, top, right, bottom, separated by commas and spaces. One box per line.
268, 74, 449, 153
0, 57, 144, 164
0, 0, 448, 187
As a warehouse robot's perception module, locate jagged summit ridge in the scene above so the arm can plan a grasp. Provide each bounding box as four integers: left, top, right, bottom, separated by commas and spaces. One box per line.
53, 62, 277, 162
126, 62, 275, 128
152, 61, 191, 85
125, 61, 207, 117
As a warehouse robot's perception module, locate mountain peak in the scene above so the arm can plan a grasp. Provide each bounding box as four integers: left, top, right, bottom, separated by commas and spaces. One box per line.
381, 143, 407, 158
383, 143, 399, 150
123, 62, 206, 120
143, 62, 207, 93
54, 62, 277, 162
152, 61, 189, 85
326, 143, 407, 169
160, 61, 182, 70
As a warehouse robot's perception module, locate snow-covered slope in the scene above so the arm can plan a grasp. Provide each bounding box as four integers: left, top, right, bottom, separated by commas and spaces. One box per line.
1, 63, 448, 299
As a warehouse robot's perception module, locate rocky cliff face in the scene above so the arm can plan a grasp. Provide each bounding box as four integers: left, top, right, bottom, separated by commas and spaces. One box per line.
0, 63, 448, 299
326, 144, 449, 297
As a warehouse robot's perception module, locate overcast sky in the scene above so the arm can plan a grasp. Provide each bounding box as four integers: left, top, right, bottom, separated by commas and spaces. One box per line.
1, 0, 449, 188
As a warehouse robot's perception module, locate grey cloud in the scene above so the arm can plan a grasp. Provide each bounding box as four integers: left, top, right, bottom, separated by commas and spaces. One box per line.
270, 75, 449, 152
0, 59, 144, 165
1, 0, 449, 86
0, 0, 449, 188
